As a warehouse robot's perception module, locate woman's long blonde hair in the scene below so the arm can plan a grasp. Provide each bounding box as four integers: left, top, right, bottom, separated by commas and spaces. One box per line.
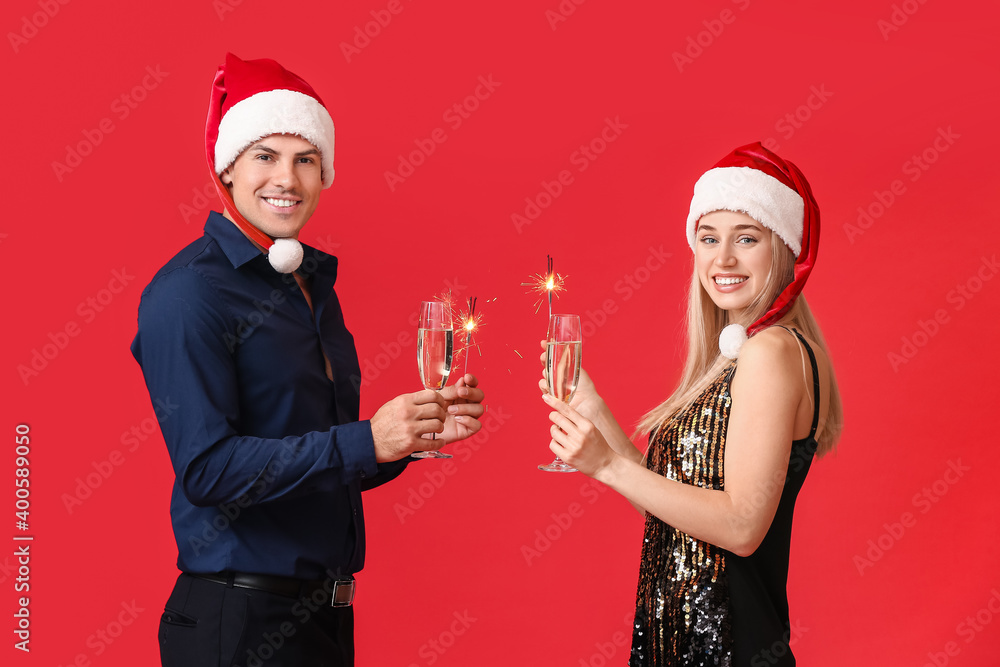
638, 234, 842, 456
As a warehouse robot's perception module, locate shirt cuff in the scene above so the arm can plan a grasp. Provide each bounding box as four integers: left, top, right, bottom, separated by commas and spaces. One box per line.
333, 420, 379, 482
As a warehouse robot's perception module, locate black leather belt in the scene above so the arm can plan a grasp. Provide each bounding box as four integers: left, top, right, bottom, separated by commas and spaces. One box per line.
191, 572, 355, 607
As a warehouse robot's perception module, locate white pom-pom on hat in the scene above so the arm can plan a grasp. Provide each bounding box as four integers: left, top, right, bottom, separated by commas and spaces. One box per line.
268, 238, 303, 273
719, 323, 748, 360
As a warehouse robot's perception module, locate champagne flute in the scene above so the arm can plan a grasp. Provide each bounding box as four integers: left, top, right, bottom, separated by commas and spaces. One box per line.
414, 300, 454, 459
539, 314, 582, 472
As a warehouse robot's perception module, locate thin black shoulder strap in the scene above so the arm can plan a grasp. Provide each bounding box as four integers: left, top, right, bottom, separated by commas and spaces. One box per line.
790, 328, 821, 439
774, 326, 821, 439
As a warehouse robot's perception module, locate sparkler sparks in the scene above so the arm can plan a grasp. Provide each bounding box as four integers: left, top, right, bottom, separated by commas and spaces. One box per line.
455, 296, 491, 377
522, 255, 567, 317
434, 288, 456, 314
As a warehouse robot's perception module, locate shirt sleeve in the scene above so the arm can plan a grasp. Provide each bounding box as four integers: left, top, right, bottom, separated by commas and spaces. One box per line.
131, 266, 379, 508
361, 459, 412, 491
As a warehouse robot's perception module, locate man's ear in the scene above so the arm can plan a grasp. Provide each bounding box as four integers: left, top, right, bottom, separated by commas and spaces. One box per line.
220, 169, 233, 186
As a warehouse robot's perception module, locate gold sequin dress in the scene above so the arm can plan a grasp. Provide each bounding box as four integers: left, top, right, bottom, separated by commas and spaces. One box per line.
630, 330, 819, 666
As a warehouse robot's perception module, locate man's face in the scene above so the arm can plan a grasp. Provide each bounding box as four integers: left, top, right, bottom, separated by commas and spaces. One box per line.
220, 133, 324, 240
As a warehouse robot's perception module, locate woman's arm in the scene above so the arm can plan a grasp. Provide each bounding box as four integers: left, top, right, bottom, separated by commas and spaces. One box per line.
574, 380, 647, 516
544, 328, 803, 556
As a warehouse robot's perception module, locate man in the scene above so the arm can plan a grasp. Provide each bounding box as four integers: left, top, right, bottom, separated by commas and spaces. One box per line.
130, 53, 485, 666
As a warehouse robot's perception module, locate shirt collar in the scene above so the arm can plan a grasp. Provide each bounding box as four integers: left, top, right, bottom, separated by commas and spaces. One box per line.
204, 210, 339, 284
205, 210, 264, 269
301, 242, 339, 292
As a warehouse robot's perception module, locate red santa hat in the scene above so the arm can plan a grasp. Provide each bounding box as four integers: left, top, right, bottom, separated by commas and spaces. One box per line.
205, 53, 336, 273
686, 142, 821, 359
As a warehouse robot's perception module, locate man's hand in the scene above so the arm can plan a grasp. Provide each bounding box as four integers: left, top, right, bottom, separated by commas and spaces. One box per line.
436, 374, 486, 444
370, 375, 486, 462
370, 390, 448, 462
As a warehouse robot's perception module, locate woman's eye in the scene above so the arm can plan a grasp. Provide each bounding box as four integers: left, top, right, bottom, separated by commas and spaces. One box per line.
737, 236, 757, 244
700, 236, 717, 244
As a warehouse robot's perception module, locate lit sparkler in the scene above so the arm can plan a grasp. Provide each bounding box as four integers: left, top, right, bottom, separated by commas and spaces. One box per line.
456, 296, 483, 377
522, 255, 567, 318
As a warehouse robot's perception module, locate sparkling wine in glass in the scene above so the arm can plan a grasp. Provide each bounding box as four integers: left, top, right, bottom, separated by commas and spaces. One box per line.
413, 301, 454, 459
539, 314, 582, 473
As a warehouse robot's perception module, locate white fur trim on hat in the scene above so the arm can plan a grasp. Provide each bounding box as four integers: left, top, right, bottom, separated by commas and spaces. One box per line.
215, 89, 335, 188
686, 167, 804, 257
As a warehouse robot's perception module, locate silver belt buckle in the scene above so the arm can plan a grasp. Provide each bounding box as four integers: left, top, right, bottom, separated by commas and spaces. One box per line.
331, 579, 355, 607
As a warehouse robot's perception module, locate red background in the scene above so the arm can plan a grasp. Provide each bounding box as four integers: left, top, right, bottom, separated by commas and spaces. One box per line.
4, 0, 1000, 665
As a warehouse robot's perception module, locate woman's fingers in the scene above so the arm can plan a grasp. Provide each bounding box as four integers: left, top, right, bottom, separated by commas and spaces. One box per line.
547, 409, 579, 438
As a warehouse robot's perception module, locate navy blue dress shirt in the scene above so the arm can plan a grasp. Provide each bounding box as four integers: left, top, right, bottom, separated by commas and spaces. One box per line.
131, 211, 407, 579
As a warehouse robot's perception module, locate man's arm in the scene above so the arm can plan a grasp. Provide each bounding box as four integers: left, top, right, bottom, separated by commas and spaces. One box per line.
133, 267, 383, 507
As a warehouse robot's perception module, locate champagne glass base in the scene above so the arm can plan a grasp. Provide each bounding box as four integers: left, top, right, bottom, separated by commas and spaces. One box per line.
412, 451, 453, 459
538, 459, 577, 473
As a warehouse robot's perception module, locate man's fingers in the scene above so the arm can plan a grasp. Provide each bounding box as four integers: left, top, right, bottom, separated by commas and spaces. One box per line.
460, 387, 485, 403
415, 418, 445, 437
438, 382, 484, 404
414, 403, 448, 421
448, 402, 485, 418
453, 415, 482, 435
413, 435, 444, 453
412, 389, 448, 407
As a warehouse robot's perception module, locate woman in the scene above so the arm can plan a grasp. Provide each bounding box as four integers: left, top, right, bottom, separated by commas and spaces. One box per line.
541, 143, 842, 666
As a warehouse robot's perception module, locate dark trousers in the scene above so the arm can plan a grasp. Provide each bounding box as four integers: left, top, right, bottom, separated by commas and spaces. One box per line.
159, 573, 354, 667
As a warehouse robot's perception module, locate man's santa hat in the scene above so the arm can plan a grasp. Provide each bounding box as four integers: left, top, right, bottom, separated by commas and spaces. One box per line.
686, 142, 821, 359
206, 53, 335, 273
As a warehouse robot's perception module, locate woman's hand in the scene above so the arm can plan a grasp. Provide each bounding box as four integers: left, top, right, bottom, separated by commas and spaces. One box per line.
542, 392, 618, 478
538, 341, 603, 421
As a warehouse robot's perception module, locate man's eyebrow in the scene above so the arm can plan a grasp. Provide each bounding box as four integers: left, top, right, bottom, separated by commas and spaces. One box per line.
247, 144, 319, 157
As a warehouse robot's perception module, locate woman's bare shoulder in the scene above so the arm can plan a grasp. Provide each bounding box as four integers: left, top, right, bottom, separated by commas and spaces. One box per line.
747, 326, 829, 369
734, 326, 830, 397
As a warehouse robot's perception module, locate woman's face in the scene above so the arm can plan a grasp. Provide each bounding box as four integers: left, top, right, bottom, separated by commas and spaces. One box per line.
694, 210, 774, 317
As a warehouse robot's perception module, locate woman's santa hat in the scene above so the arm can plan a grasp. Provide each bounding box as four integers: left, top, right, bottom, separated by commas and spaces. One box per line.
686, 142, 821, 359
206, 53, 336, 273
